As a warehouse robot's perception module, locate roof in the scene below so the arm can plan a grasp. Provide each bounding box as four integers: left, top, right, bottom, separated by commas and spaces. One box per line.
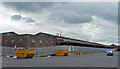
2, 31, 34, 36
2, 31, 17, 34
36, 32, 107, 46
2, 31, 108, 46
59, 41, 115, 49
19, 34, 34, 36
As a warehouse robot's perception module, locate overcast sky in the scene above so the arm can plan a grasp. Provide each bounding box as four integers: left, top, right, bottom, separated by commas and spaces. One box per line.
0, 2, 118, 45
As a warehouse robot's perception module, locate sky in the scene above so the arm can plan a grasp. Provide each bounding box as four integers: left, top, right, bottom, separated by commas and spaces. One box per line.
0, 2, 118, 45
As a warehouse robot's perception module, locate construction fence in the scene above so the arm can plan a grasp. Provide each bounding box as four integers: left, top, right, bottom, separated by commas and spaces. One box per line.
1, 45, 115, 56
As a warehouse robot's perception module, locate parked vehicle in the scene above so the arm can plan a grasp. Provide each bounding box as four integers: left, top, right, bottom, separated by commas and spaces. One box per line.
106, 51, 113, 56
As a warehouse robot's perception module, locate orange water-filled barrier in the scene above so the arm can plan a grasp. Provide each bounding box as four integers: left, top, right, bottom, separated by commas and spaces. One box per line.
15, 49, 35, 59
55, 50, 69, 56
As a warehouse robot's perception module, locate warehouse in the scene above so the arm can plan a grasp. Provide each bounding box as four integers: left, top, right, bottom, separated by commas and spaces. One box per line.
2, 31, 115, 48
2, 32, 62, 48
1, 31, 116, 56
0, 33, 2, 46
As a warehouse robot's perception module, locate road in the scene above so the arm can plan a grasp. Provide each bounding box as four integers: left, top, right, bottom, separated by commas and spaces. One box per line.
2, 52, 118, 67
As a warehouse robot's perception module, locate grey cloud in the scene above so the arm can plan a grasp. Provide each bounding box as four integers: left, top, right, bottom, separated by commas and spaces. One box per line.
4, 2, 117, 24
52, 2, 118, 23
3, 2, 54, 13
11, 14, 35, 23
1, 2, 118, 45
49, 10, 93, 23
24, 17, 35, 23
11, 15, 22, 20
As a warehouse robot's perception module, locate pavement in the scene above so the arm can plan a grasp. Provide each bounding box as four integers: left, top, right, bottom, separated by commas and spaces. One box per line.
2, 52, 118, 67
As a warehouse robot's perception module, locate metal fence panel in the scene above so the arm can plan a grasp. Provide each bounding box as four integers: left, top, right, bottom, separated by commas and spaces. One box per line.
1, 46, 115, 56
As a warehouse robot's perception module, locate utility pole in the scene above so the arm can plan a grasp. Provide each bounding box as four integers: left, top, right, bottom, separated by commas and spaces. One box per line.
60, 32, 62, 36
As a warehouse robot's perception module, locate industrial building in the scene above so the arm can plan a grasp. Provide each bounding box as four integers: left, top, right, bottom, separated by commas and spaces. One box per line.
1, 31, 116, 48
2, 32, 63, 48
1, 31, 117, 56
0, 33, 2, 46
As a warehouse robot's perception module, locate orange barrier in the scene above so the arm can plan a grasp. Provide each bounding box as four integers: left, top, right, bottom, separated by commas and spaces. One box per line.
15, 49, 35, 59
76, 52, 82, 55
76, 52, 79, 55
55, 50, 69, 56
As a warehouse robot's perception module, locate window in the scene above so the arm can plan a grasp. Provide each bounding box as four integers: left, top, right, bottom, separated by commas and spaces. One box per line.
7, 33, 10, 36
12, 40, 15, 43
51, 41, 53, 44
5, 40, 8, 44
58, 41, 60, 44
32, 39, 35, 43
19, 39, 23, 43
46, 41, 48, 44
39, 40, 42, 44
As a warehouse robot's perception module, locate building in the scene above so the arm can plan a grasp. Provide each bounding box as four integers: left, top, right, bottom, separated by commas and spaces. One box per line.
1, 31, 116, 56
2, 31, 115, 48
0, 33, 2, 46
2, 32, 62, 48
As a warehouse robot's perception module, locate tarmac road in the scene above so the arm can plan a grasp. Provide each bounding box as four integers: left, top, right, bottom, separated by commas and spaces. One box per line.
2, 52, 118, 67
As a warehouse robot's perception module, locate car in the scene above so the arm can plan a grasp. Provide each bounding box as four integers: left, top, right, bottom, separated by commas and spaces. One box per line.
106, 51, 113, 56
